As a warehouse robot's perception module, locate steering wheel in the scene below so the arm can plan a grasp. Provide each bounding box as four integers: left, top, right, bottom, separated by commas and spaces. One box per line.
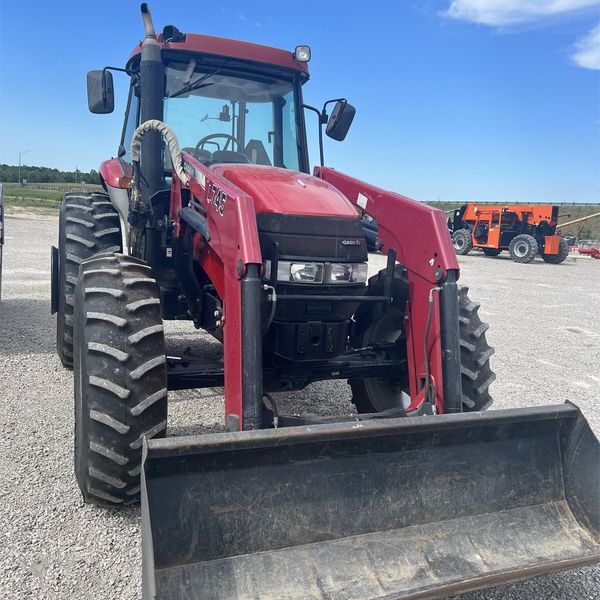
195, 133, 242, 153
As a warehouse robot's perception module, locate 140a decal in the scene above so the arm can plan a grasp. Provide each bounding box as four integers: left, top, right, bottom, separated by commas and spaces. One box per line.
207, 184, 227, 216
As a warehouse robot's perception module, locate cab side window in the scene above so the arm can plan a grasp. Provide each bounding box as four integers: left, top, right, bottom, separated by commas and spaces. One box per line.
120, 82, 140, 163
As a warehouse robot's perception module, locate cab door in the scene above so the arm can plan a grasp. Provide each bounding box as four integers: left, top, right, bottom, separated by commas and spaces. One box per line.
486, 210, 501, 248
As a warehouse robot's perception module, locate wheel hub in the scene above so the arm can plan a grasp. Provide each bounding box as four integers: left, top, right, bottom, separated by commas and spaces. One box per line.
514, 241, 528, 257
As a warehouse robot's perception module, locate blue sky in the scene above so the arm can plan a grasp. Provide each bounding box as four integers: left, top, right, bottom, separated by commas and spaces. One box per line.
0, 0, 598, 203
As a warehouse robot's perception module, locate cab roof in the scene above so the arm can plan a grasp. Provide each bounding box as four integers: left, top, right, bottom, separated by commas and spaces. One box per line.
127, 32, 310, 78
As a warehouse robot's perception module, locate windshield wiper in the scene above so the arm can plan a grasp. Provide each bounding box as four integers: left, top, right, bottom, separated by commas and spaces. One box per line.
168, 61, 229, 99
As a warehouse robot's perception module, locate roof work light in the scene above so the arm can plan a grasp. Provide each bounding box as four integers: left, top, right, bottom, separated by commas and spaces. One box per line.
294, 45, 311, 62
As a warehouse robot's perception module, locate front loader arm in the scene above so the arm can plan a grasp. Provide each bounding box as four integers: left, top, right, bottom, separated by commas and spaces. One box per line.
170, 152, 263, 431
315, 166, 462, 414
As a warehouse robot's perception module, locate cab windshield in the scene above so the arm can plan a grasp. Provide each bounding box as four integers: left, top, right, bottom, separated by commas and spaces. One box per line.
163, 60, 303, 171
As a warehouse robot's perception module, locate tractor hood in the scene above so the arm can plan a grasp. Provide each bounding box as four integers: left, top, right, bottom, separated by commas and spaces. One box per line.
210, 164, 360, 219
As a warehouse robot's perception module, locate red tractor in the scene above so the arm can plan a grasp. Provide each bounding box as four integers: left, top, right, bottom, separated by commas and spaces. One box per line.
51, 5, 599, 599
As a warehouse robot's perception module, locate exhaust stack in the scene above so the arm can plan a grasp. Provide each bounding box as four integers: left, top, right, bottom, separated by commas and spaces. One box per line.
141, 3, 156, 38
134, 3, 164, 260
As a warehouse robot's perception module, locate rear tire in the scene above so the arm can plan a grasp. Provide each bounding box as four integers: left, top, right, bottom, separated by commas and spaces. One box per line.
350, 270, 495, 413
74, 253, 167, 506
542, 237, 569, 264
509, 234, 538, 263
483, 248, 501, 257
452, 229, 472, 255
57, 192, 121, 368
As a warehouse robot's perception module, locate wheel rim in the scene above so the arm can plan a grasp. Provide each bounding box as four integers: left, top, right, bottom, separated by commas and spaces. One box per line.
514, 241, 529, 258
454, 237, 465, 250
360, 309, 409, 411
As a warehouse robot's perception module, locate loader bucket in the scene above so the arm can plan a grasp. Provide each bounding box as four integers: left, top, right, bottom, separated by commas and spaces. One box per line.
141, 403, 599, 600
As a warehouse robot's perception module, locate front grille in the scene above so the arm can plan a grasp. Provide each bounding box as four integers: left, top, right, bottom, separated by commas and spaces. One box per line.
256, 213, 368, 261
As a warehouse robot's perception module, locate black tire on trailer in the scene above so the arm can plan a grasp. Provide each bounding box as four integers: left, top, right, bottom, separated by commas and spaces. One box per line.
483, 248, 501, 257
452, 229, 472, 255
350, 270, 495, 413
458, 286, 495, 411
508, 234, 538, 263
542, 237, 569, 264
56, 192, 122, 369
73, 253, 167, 506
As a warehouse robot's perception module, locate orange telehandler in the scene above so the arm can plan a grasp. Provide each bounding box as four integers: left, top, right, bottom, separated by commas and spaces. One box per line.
450, 203, 569, 263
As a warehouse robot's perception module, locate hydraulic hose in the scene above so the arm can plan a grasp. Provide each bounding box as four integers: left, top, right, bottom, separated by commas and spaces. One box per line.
424, 286, 442, 409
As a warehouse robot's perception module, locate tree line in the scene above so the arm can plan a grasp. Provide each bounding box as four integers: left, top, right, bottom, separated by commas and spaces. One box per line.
0, 164, 101, 184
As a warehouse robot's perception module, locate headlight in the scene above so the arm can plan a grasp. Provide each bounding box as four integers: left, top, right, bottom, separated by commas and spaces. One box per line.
264, 260, 325, 284
327, 262, 368, 284
286, 262, 324, 283
264, 261, 367, 284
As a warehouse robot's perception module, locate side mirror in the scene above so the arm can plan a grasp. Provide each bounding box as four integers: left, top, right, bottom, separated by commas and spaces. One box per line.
87, 70, 114, 114
325, 99, 355, 141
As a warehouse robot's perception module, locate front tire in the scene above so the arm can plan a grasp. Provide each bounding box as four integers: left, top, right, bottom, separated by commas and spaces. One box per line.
349, 268, 410, 413
57, 192, 121, 368
542, 237, 569, 264
74, 253, 167, 506
452, 229, 472, 255
350, 270, 495, 413
458, 286, 495, 411
509, 234, 538, 263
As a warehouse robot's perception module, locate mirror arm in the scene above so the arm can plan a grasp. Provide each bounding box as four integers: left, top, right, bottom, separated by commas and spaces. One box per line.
102, 65, 139, 99
100, 66, 138, 103
322, 98, 346, 119
103, 66, 138, 77
303, 104, 325, 167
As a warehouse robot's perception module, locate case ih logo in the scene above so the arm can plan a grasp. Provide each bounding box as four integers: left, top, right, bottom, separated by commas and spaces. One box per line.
341, 239, 362, 246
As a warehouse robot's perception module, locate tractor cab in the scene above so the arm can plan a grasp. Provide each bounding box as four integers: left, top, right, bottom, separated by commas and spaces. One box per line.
92, 29, 355, 180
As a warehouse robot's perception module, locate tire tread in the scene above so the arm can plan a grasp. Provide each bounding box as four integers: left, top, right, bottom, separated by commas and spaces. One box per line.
56, 192, 121, 368
74, 255, 167, 506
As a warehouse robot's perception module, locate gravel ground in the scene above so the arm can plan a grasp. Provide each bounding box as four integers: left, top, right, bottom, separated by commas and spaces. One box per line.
1, 215, 599, 599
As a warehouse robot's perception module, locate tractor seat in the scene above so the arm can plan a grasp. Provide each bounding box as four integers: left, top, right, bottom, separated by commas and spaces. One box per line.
244, 139, 271, 166
181, 147, 212, 163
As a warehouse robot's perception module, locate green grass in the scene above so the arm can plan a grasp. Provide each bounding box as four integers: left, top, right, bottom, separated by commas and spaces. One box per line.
4, 196, 60, 216
4, 188, 64, 202
3, 184, 101, 216
3, 182, 103, 192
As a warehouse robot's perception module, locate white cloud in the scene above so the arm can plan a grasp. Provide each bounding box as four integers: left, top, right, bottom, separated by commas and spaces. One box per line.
446, 1, 599, 26
446, 1, 600, 70
572, 22, 600, 68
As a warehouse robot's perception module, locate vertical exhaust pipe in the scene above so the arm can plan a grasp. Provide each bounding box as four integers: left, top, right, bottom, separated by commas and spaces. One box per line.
141, 2, 156, 37
138, 3, 163, 259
